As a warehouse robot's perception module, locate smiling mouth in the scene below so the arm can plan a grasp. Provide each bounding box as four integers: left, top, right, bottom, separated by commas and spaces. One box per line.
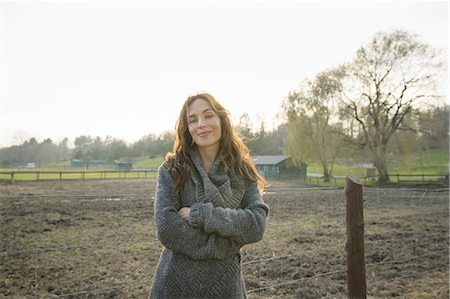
198, 131, 211, 137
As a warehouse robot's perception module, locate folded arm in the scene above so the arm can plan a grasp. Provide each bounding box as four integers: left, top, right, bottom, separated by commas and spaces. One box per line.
154, 165, 240, 260
188, 179, 269, 245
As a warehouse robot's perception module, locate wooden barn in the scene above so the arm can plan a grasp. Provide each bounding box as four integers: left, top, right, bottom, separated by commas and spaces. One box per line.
253, 155, 307, 178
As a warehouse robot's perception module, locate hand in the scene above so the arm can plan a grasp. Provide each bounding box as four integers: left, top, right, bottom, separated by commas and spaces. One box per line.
178, 207, 191, 221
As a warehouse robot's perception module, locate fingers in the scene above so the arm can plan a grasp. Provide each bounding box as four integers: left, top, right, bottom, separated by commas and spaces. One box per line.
178, 207, 191, 221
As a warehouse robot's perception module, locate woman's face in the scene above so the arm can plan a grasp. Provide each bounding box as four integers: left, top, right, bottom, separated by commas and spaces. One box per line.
187, 98, 222, 152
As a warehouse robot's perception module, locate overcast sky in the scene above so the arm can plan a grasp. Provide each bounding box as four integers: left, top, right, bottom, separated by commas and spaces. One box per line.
1, 1, 448, 148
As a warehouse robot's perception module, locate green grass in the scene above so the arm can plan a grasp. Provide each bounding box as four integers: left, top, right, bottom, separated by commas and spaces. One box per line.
388, 147, 449, 174
54, 160, 71, 168
307, 148, 448, 177
132, 156, 165, 169
306, 164, 368, 178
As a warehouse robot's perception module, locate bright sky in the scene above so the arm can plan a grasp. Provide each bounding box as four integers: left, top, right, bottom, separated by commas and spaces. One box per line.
1, 0, 448, 148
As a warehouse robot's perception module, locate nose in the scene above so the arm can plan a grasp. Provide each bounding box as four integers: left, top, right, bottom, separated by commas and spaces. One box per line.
198, 117, 206, 128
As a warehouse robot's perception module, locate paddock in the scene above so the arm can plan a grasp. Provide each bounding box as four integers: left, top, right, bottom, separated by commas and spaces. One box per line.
1, 179, 448, 298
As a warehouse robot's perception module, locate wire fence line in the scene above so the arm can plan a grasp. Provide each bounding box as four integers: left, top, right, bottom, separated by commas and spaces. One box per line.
243, 186, 448, 298
1, 182, 448, 298
0, 170, 158, 182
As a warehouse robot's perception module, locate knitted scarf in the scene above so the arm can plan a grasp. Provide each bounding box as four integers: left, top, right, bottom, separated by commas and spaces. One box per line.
190, 148, 245, 209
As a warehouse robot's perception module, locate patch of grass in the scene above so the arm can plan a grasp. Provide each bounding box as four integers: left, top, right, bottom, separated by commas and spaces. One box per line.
307, 148, 448, 178
132, 156, 164, 169
307, 164, 368, 178
388, 148, 449, 174
54, 160, 71, 168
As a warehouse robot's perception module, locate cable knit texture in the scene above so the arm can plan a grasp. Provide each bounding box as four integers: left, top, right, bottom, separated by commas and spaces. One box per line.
149, 148, 269, 299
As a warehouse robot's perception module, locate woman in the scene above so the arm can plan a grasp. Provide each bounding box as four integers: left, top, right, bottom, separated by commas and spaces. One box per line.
149, 92, 269, 298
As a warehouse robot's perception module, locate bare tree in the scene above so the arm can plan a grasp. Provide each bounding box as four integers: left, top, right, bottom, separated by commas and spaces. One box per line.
340, 30, 445, 183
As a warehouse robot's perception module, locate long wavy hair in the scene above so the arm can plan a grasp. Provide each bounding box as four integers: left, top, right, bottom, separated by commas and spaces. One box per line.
165, 92, 266, 195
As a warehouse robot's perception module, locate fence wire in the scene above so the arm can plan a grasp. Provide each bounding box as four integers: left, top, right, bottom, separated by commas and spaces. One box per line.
1, 181, 448, 298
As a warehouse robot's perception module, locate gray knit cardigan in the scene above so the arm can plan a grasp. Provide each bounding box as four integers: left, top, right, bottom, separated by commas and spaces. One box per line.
149, 149, 269, 299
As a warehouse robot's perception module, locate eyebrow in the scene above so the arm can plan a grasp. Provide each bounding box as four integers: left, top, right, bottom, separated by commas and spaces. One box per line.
188, 108, 214, 118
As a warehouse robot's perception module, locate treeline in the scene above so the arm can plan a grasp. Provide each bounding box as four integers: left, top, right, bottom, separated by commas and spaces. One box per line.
0, 122, 287, 167
0, 138, 72, 167
0, 133, 172, 168
0, 104, 446, 168
388, 106, 449, 153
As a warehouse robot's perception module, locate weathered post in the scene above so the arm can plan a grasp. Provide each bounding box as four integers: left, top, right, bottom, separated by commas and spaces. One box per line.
345, 175, 367, 299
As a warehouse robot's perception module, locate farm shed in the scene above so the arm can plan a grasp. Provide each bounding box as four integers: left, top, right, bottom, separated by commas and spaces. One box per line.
253, 155, 307, 178
71, 159, 85, 167
114, 160, 132, 171
71, 159, 109, 168
90, 160, 108, 168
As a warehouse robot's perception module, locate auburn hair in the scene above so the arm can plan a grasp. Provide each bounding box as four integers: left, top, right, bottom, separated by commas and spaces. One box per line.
165, 92, 266, 195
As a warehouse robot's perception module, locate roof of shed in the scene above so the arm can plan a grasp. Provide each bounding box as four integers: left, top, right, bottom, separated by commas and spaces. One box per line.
114, 160, 132, 165
253, 155, 289, 166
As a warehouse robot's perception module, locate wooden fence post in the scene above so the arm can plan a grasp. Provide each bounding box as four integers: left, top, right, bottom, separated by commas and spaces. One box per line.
345, 175, 367, 299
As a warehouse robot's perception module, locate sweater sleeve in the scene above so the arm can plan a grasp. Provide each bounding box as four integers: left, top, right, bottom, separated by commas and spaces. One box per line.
189, 179, 269, 245
154, 165, 240, 261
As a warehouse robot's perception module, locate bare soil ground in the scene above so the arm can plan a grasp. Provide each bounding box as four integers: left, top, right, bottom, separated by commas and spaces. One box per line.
1, 179, 448, 298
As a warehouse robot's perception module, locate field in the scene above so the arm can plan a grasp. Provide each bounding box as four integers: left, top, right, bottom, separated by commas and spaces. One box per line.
1, 179, 448, 298
307, 148, 449, 178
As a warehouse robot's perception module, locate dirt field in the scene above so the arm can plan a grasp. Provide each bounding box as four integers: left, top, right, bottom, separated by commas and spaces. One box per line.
1, 179, 448, 298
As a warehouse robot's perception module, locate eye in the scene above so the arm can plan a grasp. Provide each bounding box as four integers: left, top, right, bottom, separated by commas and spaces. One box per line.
205, 114, 214, 119
188, 118, 197, 124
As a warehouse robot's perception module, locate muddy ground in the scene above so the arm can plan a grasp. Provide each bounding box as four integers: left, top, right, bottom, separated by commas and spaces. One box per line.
0, 179, 448, 298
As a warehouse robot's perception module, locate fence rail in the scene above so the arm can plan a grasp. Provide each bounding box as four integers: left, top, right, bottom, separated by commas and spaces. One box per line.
304, 173, 449, 185
393, 173, 449, 184
1, 170, 447, 185
0, 170, 158, 182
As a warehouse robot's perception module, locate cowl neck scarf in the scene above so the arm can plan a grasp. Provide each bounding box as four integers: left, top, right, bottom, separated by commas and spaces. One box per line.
190, 148, 245, 209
